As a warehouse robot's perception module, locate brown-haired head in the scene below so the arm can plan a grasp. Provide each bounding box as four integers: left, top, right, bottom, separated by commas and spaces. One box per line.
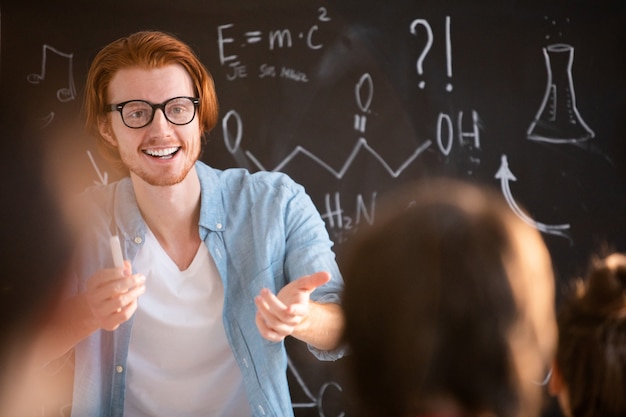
83, 30, 219, 176
340, 178, 556, 417
554, 252, 626, 417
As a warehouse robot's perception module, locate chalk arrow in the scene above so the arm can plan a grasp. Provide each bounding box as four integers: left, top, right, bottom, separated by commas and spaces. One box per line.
495, 154, 571, 241
87, 150, 108, 186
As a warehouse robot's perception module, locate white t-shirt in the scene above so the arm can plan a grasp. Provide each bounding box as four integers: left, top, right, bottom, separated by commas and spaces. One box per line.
123, 229, 251, 417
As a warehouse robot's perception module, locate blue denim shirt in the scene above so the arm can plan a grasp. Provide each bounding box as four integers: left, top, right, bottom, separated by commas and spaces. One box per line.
69, 161, 345, 417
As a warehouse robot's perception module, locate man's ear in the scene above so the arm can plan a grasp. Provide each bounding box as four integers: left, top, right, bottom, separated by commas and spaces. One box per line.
548, 362, 563, 396
98, 115, 117, 147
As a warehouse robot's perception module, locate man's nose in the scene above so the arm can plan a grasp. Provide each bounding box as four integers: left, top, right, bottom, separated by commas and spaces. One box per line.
151, 107, 171, 127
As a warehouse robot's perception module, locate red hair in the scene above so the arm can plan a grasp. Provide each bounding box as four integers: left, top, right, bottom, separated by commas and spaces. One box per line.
83, 31, 219, 176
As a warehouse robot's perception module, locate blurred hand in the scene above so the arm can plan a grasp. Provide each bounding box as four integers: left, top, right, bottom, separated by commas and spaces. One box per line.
84, 260, 146, 331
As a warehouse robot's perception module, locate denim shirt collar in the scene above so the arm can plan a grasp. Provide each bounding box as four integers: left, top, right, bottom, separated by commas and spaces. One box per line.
196, 161, 227, 238
111, 161, 225, 247
112, 178, 145, 242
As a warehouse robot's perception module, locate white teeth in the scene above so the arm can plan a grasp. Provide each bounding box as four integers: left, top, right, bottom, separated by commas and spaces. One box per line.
144, 147, 179, 157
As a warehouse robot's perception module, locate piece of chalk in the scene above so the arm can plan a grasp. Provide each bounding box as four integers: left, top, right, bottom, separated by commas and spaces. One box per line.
110, 235, 124, 268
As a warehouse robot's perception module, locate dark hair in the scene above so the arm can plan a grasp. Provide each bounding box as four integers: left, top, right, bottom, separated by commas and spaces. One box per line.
341, 178, 556, 417
555, 252, 626, 417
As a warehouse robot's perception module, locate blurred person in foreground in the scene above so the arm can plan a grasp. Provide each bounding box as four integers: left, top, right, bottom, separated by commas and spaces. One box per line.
340, 178, 557, 417
548, 252, 626, 417
0, 111, 75, 416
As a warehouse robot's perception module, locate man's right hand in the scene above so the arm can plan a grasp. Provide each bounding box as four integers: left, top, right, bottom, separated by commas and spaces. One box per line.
84, 260, 146, 331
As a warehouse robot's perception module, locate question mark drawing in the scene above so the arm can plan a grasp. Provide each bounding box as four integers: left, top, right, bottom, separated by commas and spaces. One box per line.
410, 19, 433, 89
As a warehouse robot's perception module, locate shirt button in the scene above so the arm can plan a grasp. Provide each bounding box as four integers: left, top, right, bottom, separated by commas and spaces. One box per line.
216, 223, 223, 230
134, 236, 142, 244
115, 365, 124, 373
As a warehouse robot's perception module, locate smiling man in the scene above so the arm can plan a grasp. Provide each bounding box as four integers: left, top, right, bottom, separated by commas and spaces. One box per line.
41, 31, 345, 417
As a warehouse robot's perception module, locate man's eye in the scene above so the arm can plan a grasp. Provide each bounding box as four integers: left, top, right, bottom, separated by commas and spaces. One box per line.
125, 109, 148, 120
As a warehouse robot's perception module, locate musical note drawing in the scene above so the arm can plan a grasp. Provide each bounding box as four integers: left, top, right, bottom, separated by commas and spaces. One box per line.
27, 44, 77, 127
495, 154, 571, 241
27, 44, 77, 102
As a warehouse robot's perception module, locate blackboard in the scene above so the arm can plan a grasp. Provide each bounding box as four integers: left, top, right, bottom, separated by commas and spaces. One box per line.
1, 1, 625, 416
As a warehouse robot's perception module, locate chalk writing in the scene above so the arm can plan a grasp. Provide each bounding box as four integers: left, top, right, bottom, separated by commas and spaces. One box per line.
259, 64, 277, 78
410, 19, 432, 89
217, 7, 331, 81
321, 192, 377, 243
280, 66, 309, 82
445, 16, 453, 91
288, 356, 345, 417
410, 16, 453, 91
436, 110, 481, 155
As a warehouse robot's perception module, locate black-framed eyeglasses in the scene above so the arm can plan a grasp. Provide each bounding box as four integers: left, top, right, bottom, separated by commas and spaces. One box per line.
107, 96, 200, 129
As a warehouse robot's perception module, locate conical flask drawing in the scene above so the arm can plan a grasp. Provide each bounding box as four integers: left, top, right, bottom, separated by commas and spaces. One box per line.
527, 43, 594, 143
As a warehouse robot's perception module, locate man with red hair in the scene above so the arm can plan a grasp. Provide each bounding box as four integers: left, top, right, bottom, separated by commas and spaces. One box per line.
42, 30, 345, 417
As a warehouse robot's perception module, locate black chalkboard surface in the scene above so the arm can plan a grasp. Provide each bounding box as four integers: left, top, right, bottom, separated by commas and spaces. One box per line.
1, 1, 625, 416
